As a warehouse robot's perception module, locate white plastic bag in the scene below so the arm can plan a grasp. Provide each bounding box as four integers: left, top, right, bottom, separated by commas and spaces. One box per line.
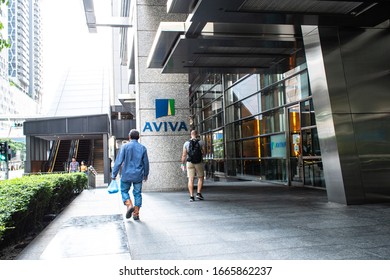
107, 180, 119, 194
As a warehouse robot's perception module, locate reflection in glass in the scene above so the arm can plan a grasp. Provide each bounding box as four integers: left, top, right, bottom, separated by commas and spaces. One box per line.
304, 159, 325, 188
260, 136, 271, 158
241, 95, 259, 118
192, 66, 322, 187
261, 84, 284, 111
285, 72, 310, 104
241, 118, 260, 138
235, 141, 242, 158
259, 159, 287, 181
300, 99, 316, 127
228, 75, 260, 104
243, 159, 261, 176
213, 129, 224, 159
203, 104, 212, 119
226, 141, 236, 159
302, 128, 321, 156
242, 138, 260, 158
261, 108, 285, 134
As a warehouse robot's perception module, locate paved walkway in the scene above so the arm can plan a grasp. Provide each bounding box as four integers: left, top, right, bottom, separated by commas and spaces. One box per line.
16, 180, 390, 260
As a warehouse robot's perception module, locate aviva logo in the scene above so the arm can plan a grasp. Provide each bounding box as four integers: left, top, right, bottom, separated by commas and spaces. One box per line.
155, 99, 175, 118
142, 98, 188, 132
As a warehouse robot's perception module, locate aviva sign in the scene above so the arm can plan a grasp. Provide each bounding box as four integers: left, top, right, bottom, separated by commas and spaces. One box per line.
142, 99, 188, 132
155, 99, 175, 118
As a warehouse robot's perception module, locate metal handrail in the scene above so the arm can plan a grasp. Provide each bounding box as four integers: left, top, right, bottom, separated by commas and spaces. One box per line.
88, 165, 98, 175
48, 140, 61, 173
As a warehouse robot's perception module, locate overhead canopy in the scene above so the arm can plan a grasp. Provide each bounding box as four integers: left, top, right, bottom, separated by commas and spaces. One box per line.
23, 114, 110, 141
148, 0, 390, 75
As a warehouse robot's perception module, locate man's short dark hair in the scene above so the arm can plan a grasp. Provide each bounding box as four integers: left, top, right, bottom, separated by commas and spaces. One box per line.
129, 129, 140, 140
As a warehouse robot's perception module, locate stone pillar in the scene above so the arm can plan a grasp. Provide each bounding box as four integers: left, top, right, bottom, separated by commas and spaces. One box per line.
134, 1, 189, 191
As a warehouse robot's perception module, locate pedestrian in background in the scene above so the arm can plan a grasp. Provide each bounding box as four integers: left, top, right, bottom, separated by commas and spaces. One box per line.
80, 161, 88, 174
68, 157, 80, 173
181, 130, 205, 202
111, 129, 149, 220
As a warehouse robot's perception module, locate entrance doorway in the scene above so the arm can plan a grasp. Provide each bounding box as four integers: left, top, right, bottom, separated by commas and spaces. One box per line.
288, 105, 303, 186
288, 102, 325, 188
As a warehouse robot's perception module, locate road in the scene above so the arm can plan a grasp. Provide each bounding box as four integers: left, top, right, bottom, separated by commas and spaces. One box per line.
0, 169, 24, 180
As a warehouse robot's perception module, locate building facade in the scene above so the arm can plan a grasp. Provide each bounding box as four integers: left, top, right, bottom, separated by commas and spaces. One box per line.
31, 0, 387, 204
140, 0, 390, 204
8, 0, 42, 104
0, 1, 38, 137
189, 68, 322, 189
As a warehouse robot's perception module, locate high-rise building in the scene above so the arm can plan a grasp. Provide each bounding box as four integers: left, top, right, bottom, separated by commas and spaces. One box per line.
0, 0, 40, 137
7, 0, 42, 104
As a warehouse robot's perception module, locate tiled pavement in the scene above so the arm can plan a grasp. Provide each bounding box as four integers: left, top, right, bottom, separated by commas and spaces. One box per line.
16, 180, 390, 260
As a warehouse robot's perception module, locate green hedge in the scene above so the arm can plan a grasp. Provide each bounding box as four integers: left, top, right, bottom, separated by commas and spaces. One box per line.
0, 173, 87, 248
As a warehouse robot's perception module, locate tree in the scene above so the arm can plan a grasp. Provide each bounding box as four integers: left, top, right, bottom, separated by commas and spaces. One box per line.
0, 0, 10, 51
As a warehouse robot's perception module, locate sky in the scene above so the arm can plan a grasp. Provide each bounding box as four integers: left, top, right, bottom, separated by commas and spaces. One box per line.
40, 0, 112, 112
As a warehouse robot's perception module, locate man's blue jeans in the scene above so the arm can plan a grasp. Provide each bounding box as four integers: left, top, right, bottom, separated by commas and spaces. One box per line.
120, 180, 143, 207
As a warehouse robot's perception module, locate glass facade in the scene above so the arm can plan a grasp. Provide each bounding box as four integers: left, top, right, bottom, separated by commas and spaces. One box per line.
189, 64, 325, 188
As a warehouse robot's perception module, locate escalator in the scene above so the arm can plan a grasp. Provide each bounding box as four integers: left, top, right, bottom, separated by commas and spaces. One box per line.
76, 139, 92, 165
92, 139, 104, 173
50, 140, 71, 172
48, 138, 103, 174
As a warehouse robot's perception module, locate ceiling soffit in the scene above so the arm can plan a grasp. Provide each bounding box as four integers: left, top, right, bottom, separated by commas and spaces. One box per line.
148, 0, 390, 74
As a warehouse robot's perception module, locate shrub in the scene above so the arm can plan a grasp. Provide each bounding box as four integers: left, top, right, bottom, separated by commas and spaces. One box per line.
0, 173, 87, 249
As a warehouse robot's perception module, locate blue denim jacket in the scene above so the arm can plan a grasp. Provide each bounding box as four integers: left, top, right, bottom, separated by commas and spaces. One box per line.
112, 140, 149, 183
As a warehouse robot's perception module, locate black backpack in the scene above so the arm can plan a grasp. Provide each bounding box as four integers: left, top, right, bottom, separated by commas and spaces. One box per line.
187, 139, 202, 164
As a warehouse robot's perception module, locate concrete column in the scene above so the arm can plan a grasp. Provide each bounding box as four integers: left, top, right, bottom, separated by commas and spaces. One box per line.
103, 133, 110, 184
25, 135, 32, 173
134, 0, 189, 191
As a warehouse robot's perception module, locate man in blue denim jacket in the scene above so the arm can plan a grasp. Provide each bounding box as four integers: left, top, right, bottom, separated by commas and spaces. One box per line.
111, 129, 149, 220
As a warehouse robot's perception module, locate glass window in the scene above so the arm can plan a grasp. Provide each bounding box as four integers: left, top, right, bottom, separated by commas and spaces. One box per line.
270, 133, 287, 158
236, 159, 244, 176
260, 108, 285, 134
203, 104, 212, 119
301, 99, 316, 127
212, 112, 224, 129
212, 97, 223, 115
226, 95, 260, 123
212, 130, 224, 159
226, 159, 237, 176
225, 104, 240, 124
212, 159, 225, 174
300, 72, 310, 99
225, 123, 235, 141
241, 117, 260, 138
226, 74, 260, 105
259, 159, 287, 182
241, 94, 259, 118
259, 73, 285, 88
260, 136, 271, 157
202, 118, 212, 132
302, 128, 321, 156
285, 72, 310, 104
303, 159, 325, 188
226, 141, 238, 159
242, 138, 260, 158
285, 75, 301, 104
200, 84, 223, 106
235, 141, 242, 158
203, 133, 212, 158
224, 73, 248, 92
261, 83, 284, 111
243, 159, 261, 176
